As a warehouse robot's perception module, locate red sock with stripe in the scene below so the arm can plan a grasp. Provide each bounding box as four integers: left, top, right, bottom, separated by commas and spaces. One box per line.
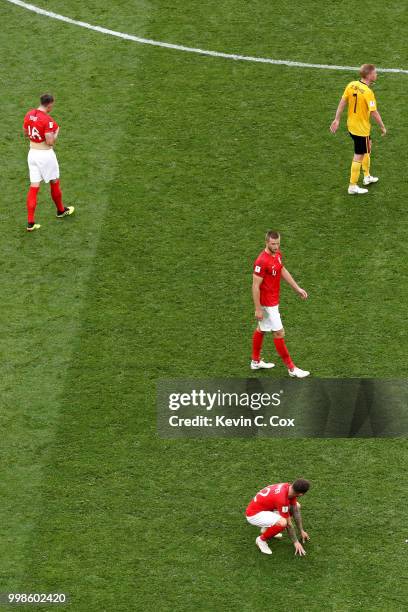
260, 523, 285, 541
252, 329, 264, 361
27, 186, 40, 224
50, 179, 65, 213
273, 337, 294, 370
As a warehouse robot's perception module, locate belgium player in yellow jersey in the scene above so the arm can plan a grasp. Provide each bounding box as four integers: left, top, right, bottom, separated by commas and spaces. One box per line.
330, 64, 387, 195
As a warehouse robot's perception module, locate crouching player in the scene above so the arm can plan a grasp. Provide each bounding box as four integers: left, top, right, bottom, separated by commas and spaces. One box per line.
23, 93, 74, 231
245, 479, 310, 556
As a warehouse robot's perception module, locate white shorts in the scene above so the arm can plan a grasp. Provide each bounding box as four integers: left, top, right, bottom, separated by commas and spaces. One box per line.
258, 305, 283, 332
28, 148, 60, 184
246, 511, 281, 528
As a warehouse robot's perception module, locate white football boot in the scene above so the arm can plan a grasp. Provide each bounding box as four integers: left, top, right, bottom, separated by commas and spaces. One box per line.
288, 366, 310, 378
363, 175, 379, 185
250, 360, 275, 370
261, 527, 282, 539
348, 185, 368, 195
256, 536, 272, 555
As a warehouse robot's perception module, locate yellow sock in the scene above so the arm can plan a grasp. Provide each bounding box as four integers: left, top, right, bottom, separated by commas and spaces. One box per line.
362, 154, 371, 177
350, 161, 362, 185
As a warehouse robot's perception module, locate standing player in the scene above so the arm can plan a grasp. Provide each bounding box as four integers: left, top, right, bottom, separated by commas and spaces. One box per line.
330, 64, 387, 195
23, 93, 74, 231
245, 479, 311, 556
251, 231, 309, 378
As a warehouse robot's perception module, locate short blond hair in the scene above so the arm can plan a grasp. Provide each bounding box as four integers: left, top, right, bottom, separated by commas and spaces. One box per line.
265, 230, 280, 241
360, 64, 376, 78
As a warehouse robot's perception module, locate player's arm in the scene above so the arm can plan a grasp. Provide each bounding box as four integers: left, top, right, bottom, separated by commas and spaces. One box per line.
286, 517, 307, 556
330, 97, 347, 133
291, 502, 310, 543
44, 129, 59, 146
252, 274, 264, 320
22, 118, 29, 138
371, 110, 386, 136
281, 267, 308, 299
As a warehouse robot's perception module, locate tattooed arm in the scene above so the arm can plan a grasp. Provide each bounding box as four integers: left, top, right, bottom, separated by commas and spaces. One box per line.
291, 502, 310, 543
286, 517, 307, 556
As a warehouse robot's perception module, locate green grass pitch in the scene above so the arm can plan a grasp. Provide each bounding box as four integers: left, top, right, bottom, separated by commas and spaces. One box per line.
0, 1, 407, 610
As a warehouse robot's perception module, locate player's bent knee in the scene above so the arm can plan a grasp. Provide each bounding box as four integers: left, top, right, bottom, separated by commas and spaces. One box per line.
278, 517, 287, 528
273, 329, 285, 338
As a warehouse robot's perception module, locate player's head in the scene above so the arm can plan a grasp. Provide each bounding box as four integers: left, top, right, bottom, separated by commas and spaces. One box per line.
265, 230, 280, 254
39, 93, 55, 111
360, 64, 377, 83
290, 478, 310, 497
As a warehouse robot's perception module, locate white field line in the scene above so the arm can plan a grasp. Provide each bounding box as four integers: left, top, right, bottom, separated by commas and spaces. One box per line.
5, 0, 408, 74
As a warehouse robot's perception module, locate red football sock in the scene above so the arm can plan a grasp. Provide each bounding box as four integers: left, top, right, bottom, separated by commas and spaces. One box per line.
50, 179, 65, 213
273, 337, 294, 370
252, 329, 264, 361
27, 186, 40, 224
260, 523, 285, 541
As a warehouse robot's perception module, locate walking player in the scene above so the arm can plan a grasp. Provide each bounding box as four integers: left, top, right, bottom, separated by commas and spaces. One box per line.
330, 64, 386, 195
251, 231, 310, 378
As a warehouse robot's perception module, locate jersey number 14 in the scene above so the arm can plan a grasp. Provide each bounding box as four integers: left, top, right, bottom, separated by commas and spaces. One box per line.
27, 125, 41, 140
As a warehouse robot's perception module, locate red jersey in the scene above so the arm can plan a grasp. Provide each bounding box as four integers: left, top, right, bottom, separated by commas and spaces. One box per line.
253, 249, 283, 307
23, 109, 59, 144
246, 482, 296, 518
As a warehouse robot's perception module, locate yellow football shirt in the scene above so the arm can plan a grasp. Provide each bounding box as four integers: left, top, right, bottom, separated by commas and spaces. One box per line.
342, 80, 377, 136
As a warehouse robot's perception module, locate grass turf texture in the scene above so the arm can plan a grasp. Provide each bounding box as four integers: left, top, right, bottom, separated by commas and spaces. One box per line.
0, 1, 407, 610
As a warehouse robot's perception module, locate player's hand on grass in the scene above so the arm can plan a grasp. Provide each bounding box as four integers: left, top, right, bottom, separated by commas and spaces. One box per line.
330, 119, 339, 133
381, 126, 387, 136
301, 530, 310, 542
294, 541, 307, 556
297, 288, 308, 300
255, 307, 263, 320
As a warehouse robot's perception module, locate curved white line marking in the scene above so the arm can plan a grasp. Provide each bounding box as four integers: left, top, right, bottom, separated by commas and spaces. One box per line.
5, 0, 408, 74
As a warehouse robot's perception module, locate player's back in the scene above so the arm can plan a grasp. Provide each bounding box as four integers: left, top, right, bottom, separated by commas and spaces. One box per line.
23, 109, 58, 144
246, 482, 290, 515
342, 80, 376, 136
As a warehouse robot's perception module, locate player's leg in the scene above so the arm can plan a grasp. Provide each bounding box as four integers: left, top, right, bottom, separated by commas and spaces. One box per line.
271, 310, 309, 378
348, 134, 368, 195
251, 310, 275, 370
273, 328, 299, 375
362, 137, 378, 185
50, 178, 65, 214
260, 526, 283, 538
246, 511, 282, 529
246, 511, 283, 538
45, 151, 74, 218
26, 150, 42, 231
26, 181, 41, 231
260, 516, 287, 540
247, 512, 286, 555
362, 137, 371, 178
51, 180, 74, 217
350, 152, 364, 183
257, 516, 287, 553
